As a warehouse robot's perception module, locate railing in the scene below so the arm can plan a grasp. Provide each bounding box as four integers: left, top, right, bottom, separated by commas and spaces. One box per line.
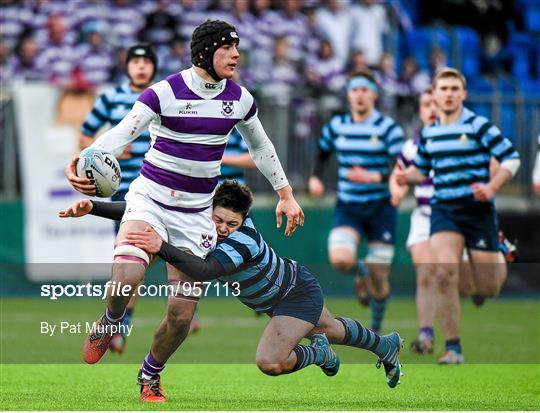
1, 86, 539, 200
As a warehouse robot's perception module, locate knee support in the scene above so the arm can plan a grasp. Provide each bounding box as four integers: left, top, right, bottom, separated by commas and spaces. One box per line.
328, 229, 358, 252
365, 244, 395, 264
114, 241, 150, 268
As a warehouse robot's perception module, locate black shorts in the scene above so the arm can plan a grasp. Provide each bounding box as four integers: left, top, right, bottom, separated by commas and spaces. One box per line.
431, 198, 499, 252
333, 198, 396, 244
265, 265, 324, 326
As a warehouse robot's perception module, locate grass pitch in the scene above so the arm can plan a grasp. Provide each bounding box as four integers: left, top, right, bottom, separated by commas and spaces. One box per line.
1, 297, 539, 410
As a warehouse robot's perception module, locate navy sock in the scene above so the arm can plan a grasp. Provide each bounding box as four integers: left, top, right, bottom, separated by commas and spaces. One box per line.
141, 352, 165, 379
370, 296, 388, 332
105, 307, 125, 324
336, 317, 392, 360
445, 339, 462, 354
292, 344, 325, 372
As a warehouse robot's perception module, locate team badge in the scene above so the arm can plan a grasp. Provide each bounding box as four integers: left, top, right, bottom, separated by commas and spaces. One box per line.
221, 100, 234, 117
200, 233, 215, 250
459, 133, 469, 145
370, 135, 379, 144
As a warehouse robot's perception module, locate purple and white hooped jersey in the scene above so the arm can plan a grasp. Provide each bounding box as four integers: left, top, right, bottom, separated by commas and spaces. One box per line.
399, 136, 434, 208
134, 69, 257, 211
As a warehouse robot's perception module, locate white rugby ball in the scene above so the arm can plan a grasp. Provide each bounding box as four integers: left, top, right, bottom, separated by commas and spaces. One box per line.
76, 148, 121, 197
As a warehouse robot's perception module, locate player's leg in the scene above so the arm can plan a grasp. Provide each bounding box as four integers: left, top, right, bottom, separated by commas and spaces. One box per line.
255, 315, 318, 376
328, 226, 370, 305
430, 231, 465, 364
311, 307, 403, 388
362, 200, 397, 333
137, 263, 199, 402
110, 284, 141, 354
83, 219, 155, 364
467, 250, 506, 298
137, 206, 216, 402
257, 264, 339, 376
410, 241, 436, 353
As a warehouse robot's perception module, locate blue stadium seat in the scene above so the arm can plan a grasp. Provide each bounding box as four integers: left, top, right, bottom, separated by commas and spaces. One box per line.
467, 77, 493, 119
524, 6, 540, 32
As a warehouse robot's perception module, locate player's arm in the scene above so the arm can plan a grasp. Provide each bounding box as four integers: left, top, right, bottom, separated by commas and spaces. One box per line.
309, 122, 335, 197
79, 92, 110, 151
126, 227, 227, 280
473, 122, 521, 201
221, 153, 256, 169
236, 113, 304, 236
58, 200, 126, 220
65, 92, 157, 195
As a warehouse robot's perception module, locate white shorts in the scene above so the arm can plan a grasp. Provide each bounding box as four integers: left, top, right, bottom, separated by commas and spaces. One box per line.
406, 206, 431, 248
122, 185, 217, 258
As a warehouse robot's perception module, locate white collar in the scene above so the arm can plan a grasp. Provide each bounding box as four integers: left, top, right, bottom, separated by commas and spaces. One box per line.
188, 67, 226, 97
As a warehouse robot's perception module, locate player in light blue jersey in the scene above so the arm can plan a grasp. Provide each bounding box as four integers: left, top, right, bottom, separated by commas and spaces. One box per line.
396, 68, 520, 364
60, 181, 404, 396
79, 43, 157, 354
308, 69, 405, 333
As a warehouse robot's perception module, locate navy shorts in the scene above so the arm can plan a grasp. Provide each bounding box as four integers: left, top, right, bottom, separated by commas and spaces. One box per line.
431, 198, 499, 252
333, 198, 396, 244
266, 265, 324, 326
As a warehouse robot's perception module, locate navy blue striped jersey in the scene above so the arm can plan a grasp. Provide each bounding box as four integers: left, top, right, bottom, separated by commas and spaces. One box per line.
219, 128, 249, 184
318, 110, 405, 204
81, 83, 151, 196
413, 107, 520, 203
211, 216, 297, 312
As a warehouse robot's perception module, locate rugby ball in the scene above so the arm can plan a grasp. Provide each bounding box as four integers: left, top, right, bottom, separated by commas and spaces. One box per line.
76, 148, 121, 197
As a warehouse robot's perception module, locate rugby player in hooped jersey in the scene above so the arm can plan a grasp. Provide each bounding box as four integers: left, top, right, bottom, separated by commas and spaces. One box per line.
308, 69, 405, 334
60, 181, 404, 398
63, 19, 304, 402
395, 67, 520, 364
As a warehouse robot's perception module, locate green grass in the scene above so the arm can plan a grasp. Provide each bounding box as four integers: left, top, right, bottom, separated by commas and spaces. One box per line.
1, 297, 539, 410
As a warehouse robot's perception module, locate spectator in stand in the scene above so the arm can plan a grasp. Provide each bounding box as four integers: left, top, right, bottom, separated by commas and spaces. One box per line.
70, 0, 108, 36
395, 56, 431, 137
305, 39, 347, 96
109, 47, 128, 84
156, 36, 191, 79
315, 0, 355, 68
260, 36, 301, 105
349, 50, 370, 73
177, 0, 211, 42
0, 38, 11, 85
218, 0, 257, 51
274, 0, 310, 64
0, 0, 33, 50
374, 52, 400, 116
351, 0, 389, 67
35, 13, 77, 87
139, 0, 178, 48
250, 0, 278, 53
6, 35, 44, 83
398, 57, 431, 97
429, 48, 447, 77
108, 0, 144, 48
76, 21, 114, 88
28, 0, 76, 47
304, 6, 324, 58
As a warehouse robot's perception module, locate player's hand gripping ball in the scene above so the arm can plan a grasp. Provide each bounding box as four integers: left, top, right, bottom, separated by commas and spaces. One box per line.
76, 148, 121, 197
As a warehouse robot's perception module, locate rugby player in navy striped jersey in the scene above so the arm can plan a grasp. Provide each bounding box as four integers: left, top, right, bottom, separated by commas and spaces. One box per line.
395, 68, 520, 364
309, 69, 405, 334
60, 181, 403, 398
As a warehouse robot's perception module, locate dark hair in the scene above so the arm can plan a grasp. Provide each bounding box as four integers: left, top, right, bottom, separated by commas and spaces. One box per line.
126, 43, 157, 79
348, 68, 376, 84
213, 180, 253, 218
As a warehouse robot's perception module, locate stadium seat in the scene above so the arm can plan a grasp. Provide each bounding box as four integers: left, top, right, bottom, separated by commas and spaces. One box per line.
524, 6, 540, 32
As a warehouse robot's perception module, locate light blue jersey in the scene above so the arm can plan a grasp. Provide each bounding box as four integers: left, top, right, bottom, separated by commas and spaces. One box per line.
318, 110, 404, 204
414, 107, 519, 203
211, 217, 297, 312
